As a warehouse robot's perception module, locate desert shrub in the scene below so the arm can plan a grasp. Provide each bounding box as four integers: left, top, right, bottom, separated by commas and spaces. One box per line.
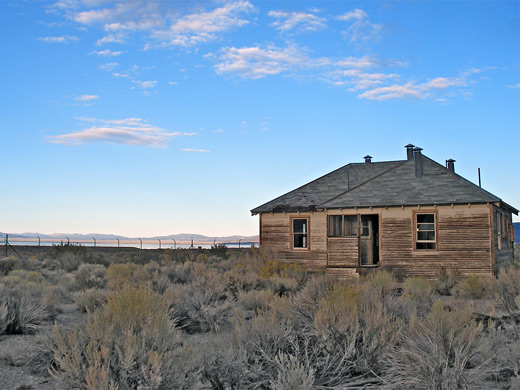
367, 270, 396, 298
74, 288, 107, 313
0, 286, 52, 334
383, 300, 499, 389
259, 259, 306, 282
165, 261, 193, 284
0, 256, 18, 275
401, 276, 435, 306
494, 265, 520, 316
266, 276, 300, 296
225, 262, 264, 295
209, 243, 228, 259
272, 351, 315, 390
105, 262, 139, 289
237, 289, 275, 312
164, 272, 233, 334
75, 264, 106, 290
50, 286, 181, 390
196, 253, 208, 262
454, 275, 490, 299
436, 266, 462, 296
291, 275, 338, 326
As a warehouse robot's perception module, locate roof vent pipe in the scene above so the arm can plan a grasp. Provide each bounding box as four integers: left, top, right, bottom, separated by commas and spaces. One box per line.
364, 155, 372, 163
405, 144, 415, 160
414, 147, 423, 178
446, 158, 456, 173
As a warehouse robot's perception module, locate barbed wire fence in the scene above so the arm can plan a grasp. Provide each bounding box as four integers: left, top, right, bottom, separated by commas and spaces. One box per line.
1, 233, 258, 257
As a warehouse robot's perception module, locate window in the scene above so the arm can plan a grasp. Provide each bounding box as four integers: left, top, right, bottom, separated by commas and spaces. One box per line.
415, 213, 436, 250
328, 215, 359, 237
344, 215, 358, 236
292, 218, 308, 249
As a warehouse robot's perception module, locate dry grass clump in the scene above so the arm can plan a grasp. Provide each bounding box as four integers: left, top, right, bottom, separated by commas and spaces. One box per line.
50, 286, 182, 390
454, 275, 492, 299
74, 263, 106, 290
493, 265, 520, 317
383, 300, 499, 389
435, 266, 462, 296
74, 288, 107, 313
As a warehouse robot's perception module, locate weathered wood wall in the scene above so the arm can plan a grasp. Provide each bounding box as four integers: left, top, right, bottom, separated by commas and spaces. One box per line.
327, 238, 358, 267
259, 203, 501, 278
260, 212, 327, 271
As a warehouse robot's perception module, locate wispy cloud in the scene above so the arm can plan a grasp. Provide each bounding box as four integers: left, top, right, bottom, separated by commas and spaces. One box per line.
214, 45, 311, 79
134, 80, 157, 88
64, 1, 255, 48
182, 148, 210, 153
268, 10, 326, 33
150, 1, 255, 47
358, 70, 480, 101
90, 49, 122, 56
98, 62, 119, 71
337, 9, 381, 44
38, 35, 78, 43
508, 83, 520, 89
74, 94, 99, 102
47, 117, 188, 148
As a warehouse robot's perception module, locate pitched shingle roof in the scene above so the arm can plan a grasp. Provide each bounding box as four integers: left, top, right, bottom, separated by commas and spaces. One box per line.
251, 155, 518, 214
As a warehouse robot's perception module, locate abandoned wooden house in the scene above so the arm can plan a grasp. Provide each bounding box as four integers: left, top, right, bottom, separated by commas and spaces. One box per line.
251, 145, 517, 278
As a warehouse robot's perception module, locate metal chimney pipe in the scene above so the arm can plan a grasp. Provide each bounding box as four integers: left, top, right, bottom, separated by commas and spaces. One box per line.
446, 158, 456, 173
405, 144, 415, 160
364, 155, 372, 163
414, 147, 423, 178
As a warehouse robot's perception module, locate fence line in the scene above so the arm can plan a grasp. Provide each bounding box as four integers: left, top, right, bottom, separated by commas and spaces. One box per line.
1, 233, 258, 254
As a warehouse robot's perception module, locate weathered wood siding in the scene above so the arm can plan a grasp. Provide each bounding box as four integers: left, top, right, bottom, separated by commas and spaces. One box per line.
260, 204, 496, 278
493, 205, 516, 271
327, 238, 358, 267
380, 205, 492, 278
260, 212, 327, 271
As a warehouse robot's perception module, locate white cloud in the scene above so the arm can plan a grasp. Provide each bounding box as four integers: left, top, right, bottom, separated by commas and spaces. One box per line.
74, 94, 99, 101
268, 10, 326, 33
182, 148, 210, 153
152, 1, 255, 47
98, 62, 119, 71
508, 83, 520, 89
337, 9, 381, 43
47, 117, 185, 148
134, 80, 157, 88
358, 70, 479, 101
38, 35, 78, 43
65, 0, 254, 48
215, 45, 310, 79
90, 49, 122, 56
215, 128, 224, 133
96, 33, 126, 45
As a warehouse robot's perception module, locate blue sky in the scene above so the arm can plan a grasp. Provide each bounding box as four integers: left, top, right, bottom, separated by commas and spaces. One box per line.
1, 0, 519, 237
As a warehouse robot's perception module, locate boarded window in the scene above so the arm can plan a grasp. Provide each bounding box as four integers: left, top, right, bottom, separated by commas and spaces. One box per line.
293, 218, 308, 248
416, 213, 436, 250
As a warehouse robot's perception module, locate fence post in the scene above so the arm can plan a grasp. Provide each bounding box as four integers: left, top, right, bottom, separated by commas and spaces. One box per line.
66, 236, 70, 245
239, 239, 242, 249
117, 238, 120, 248
93, 237, 96, 248
38, 235, 41, 254
158, 239, 161, 249
173, 239, 176, 250
5, 234, 7, 257
139, 239, 142, 250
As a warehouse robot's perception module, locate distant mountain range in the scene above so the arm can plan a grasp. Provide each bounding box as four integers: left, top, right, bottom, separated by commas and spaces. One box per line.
1, 232, 259, 243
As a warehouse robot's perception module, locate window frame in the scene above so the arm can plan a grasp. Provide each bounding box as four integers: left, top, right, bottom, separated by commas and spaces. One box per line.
413, 210, 438, 251
327, 214, 359, 238
290, 216, 310, 250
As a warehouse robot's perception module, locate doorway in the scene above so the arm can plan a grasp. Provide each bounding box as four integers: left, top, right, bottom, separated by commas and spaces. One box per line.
359, 215, 379, 266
